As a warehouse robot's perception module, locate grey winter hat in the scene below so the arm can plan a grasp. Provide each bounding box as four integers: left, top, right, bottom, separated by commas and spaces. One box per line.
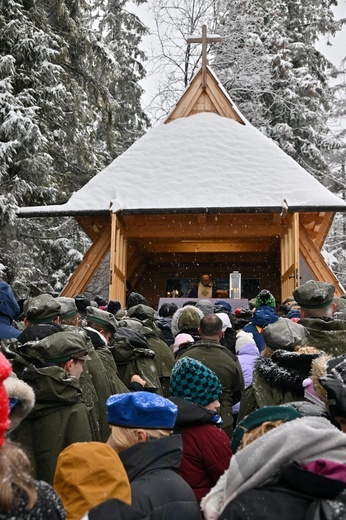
293, 280, 335, 310
24, 294, 61, 323
86, 306, 118, 333
56, 297, 78, 320
263, 318, 309, 351
195, 299, 214, 316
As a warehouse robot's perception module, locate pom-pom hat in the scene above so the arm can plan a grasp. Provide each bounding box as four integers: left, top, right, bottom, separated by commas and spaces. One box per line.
169, 357, 222, 407
106, 392, 178, 429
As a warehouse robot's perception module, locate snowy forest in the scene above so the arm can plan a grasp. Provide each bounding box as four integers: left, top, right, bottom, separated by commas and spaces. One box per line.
1, 0, 346, 297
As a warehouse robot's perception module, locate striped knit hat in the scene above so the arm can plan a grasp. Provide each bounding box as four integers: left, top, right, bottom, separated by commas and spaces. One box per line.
169, 357, 222, 407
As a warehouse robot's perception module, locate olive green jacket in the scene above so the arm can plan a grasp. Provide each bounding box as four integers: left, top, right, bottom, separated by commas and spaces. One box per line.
299, 317, 346, 355
10, 364, 93, 485
181, 340, 244, 437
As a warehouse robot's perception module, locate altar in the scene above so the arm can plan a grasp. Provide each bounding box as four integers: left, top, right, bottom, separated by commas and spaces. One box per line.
158, 297, 249, 311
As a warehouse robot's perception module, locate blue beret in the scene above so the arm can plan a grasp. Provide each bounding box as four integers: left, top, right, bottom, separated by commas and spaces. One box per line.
106, 392, 178, 429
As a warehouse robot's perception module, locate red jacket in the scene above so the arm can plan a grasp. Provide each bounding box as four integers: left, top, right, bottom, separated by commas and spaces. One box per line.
169, 397, 232, 505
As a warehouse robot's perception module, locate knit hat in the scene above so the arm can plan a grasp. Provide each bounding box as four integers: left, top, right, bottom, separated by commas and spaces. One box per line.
86, 306, 117, 333
263, 317, 309, 351
171, 305, 204, 337
107, 300, 121, 315
127, 292, 148, 309
195, 299, 214, 316
94, 296, 107, 307
216, 312, 232, 332
231, 405, 303, 453
0, 352, 12, 446
293, 280, 335, 310
159, 302, 178, 318
106, 392, 177, 429
169, 357, 222, 407
255, 289, 276, 308
235, 330, 256, 353
56, 297, 78, 320
173, 333, 194, 354
74, 295, 91, 315
24, 294, 61, 323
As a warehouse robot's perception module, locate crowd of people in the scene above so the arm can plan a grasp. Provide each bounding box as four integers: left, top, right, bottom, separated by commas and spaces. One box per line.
1, 279, 346, 518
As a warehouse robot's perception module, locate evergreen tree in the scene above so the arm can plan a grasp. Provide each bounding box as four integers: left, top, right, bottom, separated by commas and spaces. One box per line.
0, 0, 148, 295
213, 0, 341, 182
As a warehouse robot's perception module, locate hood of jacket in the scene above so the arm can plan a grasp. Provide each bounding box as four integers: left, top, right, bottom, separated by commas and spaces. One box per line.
21, 364, 83, 417
251, 306, 279, 327
171, 305, 204, 338
54, 442, 131, 520
120, 434, 183, 482
255, 350, 321, 394
202, 416, 346, 518
169, 396, 222, 428
0, 281, 20, 321
17, 322, 63, 344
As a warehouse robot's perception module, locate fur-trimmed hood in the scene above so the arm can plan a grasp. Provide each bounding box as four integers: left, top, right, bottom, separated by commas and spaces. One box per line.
4, 372, 35, 432
171, 305, 204, 338
256, 350, 320, 394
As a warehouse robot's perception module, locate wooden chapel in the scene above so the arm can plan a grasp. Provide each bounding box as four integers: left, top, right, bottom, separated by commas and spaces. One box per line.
18, 27, 346, 306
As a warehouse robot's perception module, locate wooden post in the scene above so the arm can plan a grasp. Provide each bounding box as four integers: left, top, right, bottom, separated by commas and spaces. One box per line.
280, 213, 300, 301
109, 213, 127, 306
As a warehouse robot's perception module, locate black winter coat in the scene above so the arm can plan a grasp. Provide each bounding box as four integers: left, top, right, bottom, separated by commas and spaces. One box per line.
119, 434, 201, 520
0, 480, 65, 519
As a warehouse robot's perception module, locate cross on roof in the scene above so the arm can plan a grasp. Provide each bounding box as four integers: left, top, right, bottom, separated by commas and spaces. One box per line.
187, 25, 221, 89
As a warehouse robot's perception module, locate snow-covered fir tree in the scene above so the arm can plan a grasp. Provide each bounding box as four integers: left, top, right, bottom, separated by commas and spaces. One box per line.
213, 0, 341, 183
0, 0, 148, 296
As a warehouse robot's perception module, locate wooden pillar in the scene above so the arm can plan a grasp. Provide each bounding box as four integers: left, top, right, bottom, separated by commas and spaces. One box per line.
109, 213, 127, 305
280, 213, 300, 301
60, 221, 111, 297
299, 223, 344, 296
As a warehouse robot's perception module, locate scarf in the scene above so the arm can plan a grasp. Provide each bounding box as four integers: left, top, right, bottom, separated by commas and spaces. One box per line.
202, 416, 346, 520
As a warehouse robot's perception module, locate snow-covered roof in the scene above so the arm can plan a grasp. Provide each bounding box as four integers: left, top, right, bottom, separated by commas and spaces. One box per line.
18, 111, 346, 217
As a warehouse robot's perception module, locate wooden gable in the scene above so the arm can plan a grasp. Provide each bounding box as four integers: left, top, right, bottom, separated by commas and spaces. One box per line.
165, 66, 245, 124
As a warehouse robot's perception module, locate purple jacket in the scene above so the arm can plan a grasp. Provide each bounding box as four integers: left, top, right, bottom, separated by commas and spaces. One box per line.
232, 342, 259, 413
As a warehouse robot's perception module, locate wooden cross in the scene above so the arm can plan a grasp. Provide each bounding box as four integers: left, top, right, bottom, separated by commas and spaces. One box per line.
187, 25, 221, 89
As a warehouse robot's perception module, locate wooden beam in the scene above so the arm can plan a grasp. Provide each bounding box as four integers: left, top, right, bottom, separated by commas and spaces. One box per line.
60, 220, 111, 297
75, 216, 109, 241
145, 240, 271, 254
123, 213, 283, 239
299, 223, 344, 296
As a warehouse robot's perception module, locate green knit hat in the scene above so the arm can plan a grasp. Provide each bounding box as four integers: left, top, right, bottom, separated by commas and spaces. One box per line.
255, 290, 276, 308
